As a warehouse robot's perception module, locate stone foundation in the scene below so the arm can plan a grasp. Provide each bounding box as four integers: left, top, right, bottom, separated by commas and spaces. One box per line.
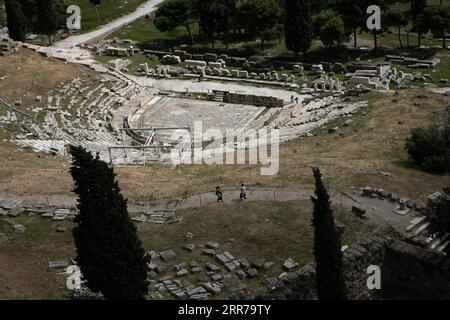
230, 234, 450, 300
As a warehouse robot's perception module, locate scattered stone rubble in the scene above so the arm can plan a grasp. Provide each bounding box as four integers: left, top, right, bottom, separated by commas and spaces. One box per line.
385, 55, 440, 69
83, 38, 138, 57
140, 242, 301, 300
2, 218, 26, 232
131, 211, 181, 224
360, 186, 422, 213
0, 36, 15, 56
107, 59, 132, 71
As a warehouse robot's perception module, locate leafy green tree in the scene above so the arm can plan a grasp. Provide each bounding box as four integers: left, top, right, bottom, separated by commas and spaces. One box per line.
69, 145, 148, 300
154, 0, 195, 44
422, 6, 450, 49
313, 10, 347, 48
405, 124, 450, 174
284, 0, 312, 57
36, 0, 64, 45
215, 0, 236, 49
311, 167, 347, 300
311, 0, 328, 14
238, 0, 281, 50
385, 11, 408, 48
337, 0, 364, 47
5, 0, 27, 41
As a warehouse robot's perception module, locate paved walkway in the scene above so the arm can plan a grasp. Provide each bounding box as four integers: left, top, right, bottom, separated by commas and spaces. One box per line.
153, 187, 413, 234
53, 0, 165, 49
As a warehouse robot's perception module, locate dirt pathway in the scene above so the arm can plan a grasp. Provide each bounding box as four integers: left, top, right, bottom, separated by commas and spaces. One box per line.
0, 187, 414, 235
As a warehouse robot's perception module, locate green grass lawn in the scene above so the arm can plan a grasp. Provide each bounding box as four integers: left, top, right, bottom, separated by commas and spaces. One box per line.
109, 16, 198, 51
0, 0, 148, 32
359, 30, 443, 49
66, 0, 148, 32
394, 53, 450, 86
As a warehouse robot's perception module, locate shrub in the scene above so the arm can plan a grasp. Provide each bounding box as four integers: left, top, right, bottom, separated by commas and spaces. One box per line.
405, 124, 450, 174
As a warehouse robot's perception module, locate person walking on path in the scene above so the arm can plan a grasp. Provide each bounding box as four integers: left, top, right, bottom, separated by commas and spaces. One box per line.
216, 186, 224, 202
240, 184, 247, 201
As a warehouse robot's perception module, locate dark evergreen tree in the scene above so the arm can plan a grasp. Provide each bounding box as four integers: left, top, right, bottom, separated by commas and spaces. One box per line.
36, 0, 64, 45
69, 145, 148, 300
5, 0, 27, 41
284, 0, 312, 57
311, 167, 347, 300
18, 0, 38, 33
411, 0, 427, 22
215, 0, 236, 49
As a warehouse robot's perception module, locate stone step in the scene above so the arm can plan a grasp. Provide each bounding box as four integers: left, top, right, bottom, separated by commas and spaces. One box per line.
429, 233, 450, 250
436, 240, 450, 253
406, 216, 427, 232
413, 222, 430, 236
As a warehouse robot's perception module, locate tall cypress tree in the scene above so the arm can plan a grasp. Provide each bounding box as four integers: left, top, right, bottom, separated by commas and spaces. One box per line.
284, 0, 312, 57
36, 0, 63, 45
69, 146, 148, 300
311, 168, 347, 300
5, 0, 27, 41
18, 0, 39, 33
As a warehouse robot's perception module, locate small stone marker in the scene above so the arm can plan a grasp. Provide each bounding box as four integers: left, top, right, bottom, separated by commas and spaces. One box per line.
203, 248, 216, 256
159, 250, 177, 263
176, 269, 188, 277
48, 260, 69, 270
246, 268, 258, 278
206, 242, 219, 249
283, 258, 299, 270
352, 204, 367, 217
206, 262, 221, 272
183, 244, 195, 252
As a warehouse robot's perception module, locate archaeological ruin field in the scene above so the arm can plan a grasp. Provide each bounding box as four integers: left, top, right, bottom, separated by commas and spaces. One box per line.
1, 0, 450, 302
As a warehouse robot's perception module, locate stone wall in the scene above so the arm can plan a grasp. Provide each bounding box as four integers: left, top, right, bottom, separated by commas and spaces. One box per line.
223, 92, 284, 108
382, 240, 450, 300
343, 235, 390, 299
238, 234, 450, 300
228, 235, 390, 300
